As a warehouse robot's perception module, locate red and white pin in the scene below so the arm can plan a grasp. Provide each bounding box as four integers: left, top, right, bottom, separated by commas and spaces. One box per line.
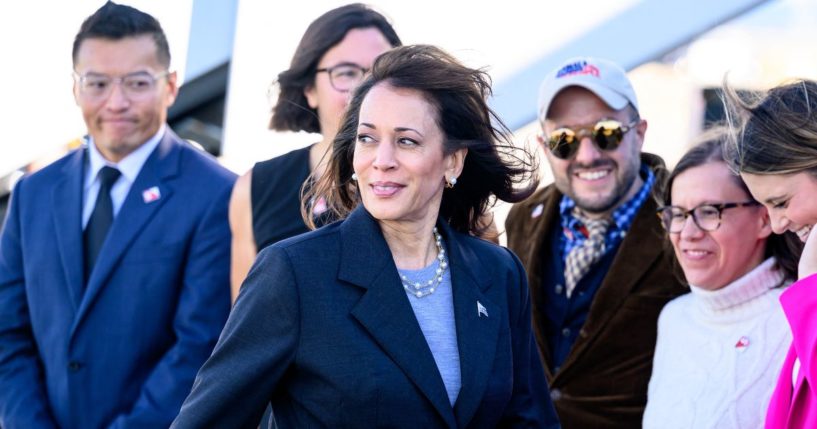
142, 186, 161, 204
735, 336, 750, 352
312, 196, 328, 215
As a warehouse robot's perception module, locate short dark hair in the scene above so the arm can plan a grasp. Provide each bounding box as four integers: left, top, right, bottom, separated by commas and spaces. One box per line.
305, 45, 539, 237
666, 127, 802, 282
270, 3, 401, 133
72, 1, 171, 68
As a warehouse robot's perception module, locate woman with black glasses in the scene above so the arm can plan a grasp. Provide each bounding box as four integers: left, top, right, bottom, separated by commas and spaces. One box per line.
643, 129, 802, 429
228, 4, 402, 300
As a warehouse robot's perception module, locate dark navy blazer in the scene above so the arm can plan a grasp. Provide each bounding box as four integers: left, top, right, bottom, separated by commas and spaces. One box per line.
0, 130, 236, 429
173, 207, 560, 428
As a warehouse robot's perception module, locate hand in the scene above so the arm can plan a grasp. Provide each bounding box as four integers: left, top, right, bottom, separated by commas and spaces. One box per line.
799, 226, 817, 279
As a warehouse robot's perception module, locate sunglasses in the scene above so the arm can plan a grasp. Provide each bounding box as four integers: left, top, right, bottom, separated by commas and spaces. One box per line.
545, 119, 639, 160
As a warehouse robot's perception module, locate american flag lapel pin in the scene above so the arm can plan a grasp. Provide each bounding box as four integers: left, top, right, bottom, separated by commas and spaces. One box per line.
477, 301, 488, 318
142, 186, 161, 204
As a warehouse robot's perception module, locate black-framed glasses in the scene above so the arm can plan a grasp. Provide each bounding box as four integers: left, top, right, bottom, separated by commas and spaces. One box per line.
546, 119, 638, 160
657, 201, 761, 233
315, 63, 368, 93
73, 71, 169, 100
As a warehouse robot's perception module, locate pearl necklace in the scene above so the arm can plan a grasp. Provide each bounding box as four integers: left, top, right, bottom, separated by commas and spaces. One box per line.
400, 227, 447, 298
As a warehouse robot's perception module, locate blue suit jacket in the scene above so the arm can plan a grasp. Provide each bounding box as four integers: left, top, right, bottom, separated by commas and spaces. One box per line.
172, 207, 560, 428
0, 130, 236, 429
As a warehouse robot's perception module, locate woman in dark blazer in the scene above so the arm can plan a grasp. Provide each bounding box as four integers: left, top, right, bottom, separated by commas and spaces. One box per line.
172, 45, 560, 428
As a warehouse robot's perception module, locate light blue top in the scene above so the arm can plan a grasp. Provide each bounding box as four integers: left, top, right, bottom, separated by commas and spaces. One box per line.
399, 255, 461, 407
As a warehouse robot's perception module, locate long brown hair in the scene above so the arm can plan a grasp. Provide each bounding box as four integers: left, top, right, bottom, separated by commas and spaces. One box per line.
722, 79, 817, 178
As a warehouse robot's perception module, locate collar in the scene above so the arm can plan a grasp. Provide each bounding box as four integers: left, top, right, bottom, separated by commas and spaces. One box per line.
689, 257, 786, 314
85, 124, 166, 187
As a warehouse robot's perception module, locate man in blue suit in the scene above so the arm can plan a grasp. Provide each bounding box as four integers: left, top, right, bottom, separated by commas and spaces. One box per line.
0, 3, 236, 428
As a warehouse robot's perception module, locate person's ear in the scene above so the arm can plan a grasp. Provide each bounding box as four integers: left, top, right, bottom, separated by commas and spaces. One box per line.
304, 85, 318, 109
444, 148, 468, 185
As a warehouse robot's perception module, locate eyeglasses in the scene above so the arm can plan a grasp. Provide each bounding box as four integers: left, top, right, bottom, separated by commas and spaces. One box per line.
657, 201, 760, 233
73, 71, 169, 100
546, 119, 638, 160
315, 63, 368, 93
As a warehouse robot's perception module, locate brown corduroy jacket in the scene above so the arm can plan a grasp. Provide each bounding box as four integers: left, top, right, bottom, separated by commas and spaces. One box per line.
505, 153, 686, 428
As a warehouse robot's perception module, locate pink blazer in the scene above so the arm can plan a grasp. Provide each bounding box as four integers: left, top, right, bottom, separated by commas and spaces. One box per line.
766, 273, 817, 428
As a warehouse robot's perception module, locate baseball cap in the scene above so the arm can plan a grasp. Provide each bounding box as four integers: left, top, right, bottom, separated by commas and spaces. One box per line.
537, 56, 639, 120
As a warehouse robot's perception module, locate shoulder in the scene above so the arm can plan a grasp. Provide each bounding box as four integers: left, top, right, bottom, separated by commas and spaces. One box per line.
13, 149, 81, 197
174, 140, 236, 185
455, 231, 527, 290
253, 146, 311, 175
507, 184, 558, 221
250, 146, 311, 201
265, 218, 343, 259
231, 169, 252, 203
505, 184, 560, 254
657, 293, 693, 324
456, 230, 510, 260
782, 274, 817, 306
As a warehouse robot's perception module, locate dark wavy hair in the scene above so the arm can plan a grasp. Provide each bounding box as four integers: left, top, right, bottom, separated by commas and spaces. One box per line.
72, 1, 170, 68
304, 45, 540, 237
665, 127, 802, 282
722, 79, 817, 178
269, 3, 401, 133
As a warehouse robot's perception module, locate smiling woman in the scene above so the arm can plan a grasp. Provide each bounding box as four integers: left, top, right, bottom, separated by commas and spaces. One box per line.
722, 79, 817, 428
644, 131, 801, 428
171, 45, 560, 428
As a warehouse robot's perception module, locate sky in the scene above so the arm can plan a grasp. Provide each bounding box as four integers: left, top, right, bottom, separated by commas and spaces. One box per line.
1, 0, 813, 178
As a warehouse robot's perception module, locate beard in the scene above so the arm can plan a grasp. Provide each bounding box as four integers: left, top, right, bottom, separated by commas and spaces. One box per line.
557, 156, 641, 215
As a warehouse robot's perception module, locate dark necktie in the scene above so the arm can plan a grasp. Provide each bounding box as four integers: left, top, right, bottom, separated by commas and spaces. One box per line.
84, 166, 121, 281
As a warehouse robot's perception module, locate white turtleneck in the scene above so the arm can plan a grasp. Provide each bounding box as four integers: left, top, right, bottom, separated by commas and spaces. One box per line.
643, 258, 791, 429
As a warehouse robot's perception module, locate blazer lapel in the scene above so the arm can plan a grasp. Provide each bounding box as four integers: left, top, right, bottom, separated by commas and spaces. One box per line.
523, 188, 561, 375
72, 134, 180, 335
343, 208, 457, 428
555, 196, 664, 379
51, 149, 87, 312
443, 224, 501, 428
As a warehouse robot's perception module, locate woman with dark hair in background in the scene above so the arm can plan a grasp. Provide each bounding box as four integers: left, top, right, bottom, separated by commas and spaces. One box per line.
172, 45, 560, 428
643, 129, 801, 428
229, 3, 401, 300
722, 79, 817, 429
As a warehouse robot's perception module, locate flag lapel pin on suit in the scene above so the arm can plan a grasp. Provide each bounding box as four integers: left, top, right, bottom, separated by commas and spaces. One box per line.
142, 186, 161, 203
477, 301, 488, 318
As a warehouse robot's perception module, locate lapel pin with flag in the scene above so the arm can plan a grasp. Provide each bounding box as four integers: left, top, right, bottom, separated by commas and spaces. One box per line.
477, 301, 488, 318
142, 186, 161, 204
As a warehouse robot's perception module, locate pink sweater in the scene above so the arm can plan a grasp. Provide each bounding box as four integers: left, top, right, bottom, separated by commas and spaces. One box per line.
766, 273, 817, 428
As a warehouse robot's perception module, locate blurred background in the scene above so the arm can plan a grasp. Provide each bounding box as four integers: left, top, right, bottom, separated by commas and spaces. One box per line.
2, 0, 816, 237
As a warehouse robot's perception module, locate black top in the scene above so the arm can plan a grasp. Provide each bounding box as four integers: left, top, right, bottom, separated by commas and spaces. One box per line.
251, 146, 315, 250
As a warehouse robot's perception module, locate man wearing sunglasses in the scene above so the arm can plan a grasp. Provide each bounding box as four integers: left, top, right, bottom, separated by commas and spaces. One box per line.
0, 3, 235, 428
505, 57, 685, 428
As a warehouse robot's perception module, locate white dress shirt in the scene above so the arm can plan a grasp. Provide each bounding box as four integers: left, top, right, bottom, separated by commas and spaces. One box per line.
82, 124, 165, 229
